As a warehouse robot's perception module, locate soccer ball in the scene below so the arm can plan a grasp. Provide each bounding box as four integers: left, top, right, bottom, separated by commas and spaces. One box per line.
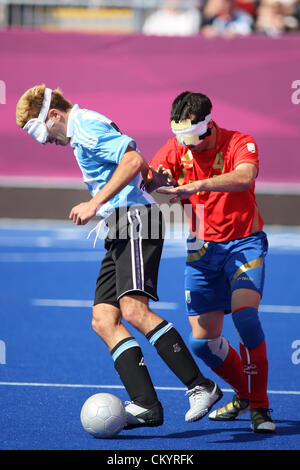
80, 393, 126, 438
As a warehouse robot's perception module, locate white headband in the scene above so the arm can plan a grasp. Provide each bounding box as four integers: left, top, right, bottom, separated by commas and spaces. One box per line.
23, 88, 53, 144
171, 114, 212, 137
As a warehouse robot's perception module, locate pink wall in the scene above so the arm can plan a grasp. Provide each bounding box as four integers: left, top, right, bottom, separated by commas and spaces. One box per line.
0, 30, 299, 185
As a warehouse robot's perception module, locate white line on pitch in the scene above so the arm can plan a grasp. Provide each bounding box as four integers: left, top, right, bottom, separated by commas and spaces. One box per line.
259, 305, 300, 314
0, 252, 103, 262
31, 299, 179, 310
0, 381, 299, 395
31, 299, 300, 314
32, 299, 93, 308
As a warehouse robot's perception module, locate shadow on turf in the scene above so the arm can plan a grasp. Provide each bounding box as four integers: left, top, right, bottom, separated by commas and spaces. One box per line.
116, 419, 300, 443
207, 419, 300, 445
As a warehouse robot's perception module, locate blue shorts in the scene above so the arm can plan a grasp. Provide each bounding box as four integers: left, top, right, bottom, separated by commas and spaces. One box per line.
184, 231, 268, 316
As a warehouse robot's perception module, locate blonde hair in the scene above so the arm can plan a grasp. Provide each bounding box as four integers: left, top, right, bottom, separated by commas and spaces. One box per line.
16, 84, 73, 128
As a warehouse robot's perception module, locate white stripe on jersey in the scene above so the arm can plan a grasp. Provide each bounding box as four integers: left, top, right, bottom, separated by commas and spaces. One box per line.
73, 121, 98, 148
115, 136, 133, 163
75, 120, 98, 144
81, 109, 112, 125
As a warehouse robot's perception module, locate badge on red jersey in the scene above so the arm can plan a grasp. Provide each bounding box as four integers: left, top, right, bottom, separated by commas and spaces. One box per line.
247, 143, 256, 153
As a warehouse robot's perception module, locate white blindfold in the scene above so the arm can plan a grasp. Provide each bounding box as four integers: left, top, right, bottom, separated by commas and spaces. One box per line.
23, 88, 52, 144
171, 114, 212, 146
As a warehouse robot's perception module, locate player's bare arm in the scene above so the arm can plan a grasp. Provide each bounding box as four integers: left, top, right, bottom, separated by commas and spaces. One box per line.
69, 146, 146, 225
157, 163, 257, 201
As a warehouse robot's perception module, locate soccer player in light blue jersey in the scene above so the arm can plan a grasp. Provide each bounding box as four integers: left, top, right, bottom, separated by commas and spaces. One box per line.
16, 85, 222, 429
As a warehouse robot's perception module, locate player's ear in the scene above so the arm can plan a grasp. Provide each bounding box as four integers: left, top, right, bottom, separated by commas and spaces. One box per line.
48, 108, 61, 121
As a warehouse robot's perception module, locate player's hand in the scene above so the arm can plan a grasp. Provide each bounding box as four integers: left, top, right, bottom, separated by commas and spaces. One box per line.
156, 181, 200, 202
144, 165, 176, 193
69, 201, 98, 225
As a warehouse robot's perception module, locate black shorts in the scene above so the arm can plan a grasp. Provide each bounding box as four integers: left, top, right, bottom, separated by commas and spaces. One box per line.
94, 204, 164, 308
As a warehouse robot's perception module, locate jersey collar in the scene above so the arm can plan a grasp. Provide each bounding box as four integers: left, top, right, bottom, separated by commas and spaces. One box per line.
66, 104, 81, 140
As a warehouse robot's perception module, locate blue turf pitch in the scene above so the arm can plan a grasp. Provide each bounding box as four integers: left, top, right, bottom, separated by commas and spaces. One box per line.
0, 221, 300, 451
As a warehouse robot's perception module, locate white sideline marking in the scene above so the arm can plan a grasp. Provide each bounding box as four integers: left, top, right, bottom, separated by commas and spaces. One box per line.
31, 299, 300, 314
32, 299, 93, 308
259, 305, 300, 314
31, 299, 179, 310
0, 381, 299, 395
0, 252, 103, 262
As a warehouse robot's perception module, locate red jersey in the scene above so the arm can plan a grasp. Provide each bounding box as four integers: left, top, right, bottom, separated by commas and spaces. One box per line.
150, 123, 264, 242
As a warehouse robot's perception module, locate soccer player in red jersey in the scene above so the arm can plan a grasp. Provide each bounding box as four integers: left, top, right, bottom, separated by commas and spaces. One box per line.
149, 91, 275, 433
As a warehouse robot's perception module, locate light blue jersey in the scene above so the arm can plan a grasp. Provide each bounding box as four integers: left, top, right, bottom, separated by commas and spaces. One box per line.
67, 104, 155, 218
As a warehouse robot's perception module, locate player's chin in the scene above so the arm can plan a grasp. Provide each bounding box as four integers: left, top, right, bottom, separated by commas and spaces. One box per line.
187, 144, 202, 153
56, 138, 70, 146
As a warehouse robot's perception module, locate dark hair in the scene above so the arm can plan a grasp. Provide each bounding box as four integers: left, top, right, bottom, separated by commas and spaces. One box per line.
170, 91, 212, 123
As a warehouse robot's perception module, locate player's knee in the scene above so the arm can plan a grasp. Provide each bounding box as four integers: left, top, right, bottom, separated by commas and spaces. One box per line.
91, 309, 105, 336
232, 306, 265, 349
189, 334, 229, 368
120, 296, 148, 328
91, 305, 116, 337
120, 301, 140, 327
